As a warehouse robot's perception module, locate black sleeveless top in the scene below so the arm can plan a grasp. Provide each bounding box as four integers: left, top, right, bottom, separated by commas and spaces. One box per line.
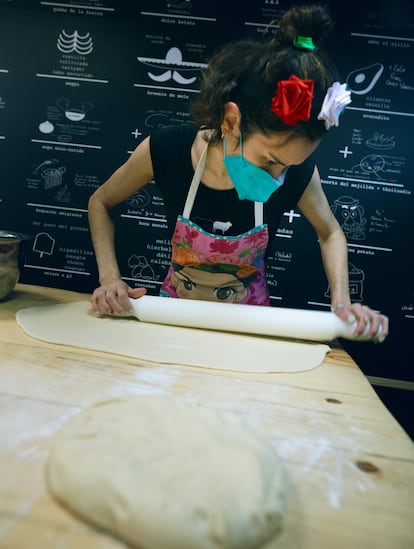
150, 124, 315, 243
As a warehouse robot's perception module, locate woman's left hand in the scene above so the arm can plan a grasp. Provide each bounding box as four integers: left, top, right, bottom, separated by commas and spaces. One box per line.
332, 303, 389, 343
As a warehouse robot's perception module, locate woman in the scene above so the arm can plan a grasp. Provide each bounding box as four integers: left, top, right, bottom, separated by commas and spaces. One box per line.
88, 4, 388, 342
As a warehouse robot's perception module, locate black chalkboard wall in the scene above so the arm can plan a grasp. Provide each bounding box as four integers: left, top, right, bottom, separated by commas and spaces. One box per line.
1, 1, 413, 428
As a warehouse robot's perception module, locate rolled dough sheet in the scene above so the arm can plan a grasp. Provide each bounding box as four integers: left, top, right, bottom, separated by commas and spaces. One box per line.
16, 301, 330, 373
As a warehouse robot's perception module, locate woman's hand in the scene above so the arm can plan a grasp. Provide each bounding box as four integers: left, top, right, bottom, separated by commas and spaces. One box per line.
90, 279, 147, 315
332, 303, 389, 343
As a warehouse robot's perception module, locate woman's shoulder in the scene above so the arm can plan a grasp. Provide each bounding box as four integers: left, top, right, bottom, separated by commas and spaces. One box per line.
149, 124, 199, 183
150, 123, 198, 152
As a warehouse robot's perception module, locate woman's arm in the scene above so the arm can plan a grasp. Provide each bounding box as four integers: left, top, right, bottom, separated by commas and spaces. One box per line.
88, 136, 154, 314
298, 166, 388, 341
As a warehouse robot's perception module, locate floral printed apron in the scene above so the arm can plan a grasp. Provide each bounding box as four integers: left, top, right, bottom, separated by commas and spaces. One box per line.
160, 141, 270, 305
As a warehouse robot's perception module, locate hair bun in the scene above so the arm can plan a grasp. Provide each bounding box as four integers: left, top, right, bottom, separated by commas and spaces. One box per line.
273, 4, 333, 48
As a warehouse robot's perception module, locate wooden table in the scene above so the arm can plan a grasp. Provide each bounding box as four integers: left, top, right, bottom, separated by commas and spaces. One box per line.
1, 284, 413, 549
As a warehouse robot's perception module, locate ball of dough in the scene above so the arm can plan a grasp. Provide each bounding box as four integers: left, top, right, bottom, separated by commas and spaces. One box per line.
48, 395, 287, 548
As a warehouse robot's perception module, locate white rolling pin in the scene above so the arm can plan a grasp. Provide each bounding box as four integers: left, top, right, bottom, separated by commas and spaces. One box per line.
119, 295, 368, 342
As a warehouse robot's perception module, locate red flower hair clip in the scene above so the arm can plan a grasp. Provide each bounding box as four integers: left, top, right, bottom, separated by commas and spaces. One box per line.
271, 74, 314, 126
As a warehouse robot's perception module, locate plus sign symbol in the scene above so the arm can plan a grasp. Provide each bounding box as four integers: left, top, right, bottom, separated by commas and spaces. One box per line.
339, 145, 353, 158
283, 210, 301, 223
131, 128, 142, 139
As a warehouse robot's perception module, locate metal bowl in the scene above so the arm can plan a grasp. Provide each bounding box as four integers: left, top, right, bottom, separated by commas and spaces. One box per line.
0, 231, 31, 300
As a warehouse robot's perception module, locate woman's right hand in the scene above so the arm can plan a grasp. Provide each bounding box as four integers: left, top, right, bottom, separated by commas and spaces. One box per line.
90, 279, 147, 315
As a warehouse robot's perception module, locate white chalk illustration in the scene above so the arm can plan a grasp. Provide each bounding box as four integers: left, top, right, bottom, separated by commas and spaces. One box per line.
128, 255, 158, 281
346, 63, 383, 95
366, 133, 395, 151
57, 30, 93, 55
138, 47, 207, 85
33, 232, 55, 258
331, 196, 367, 241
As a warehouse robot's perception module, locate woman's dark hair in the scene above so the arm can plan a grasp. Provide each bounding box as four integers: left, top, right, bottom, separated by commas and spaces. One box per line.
190, 4, 339, 144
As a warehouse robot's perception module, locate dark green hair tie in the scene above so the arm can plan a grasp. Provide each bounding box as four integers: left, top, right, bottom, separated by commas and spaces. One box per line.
293, 35, 315, 51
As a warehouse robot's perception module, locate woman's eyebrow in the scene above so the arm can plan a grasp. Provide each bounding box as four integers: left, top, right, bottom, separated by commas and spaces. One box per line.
269, 152, 289, 166
179, 272, 194, 283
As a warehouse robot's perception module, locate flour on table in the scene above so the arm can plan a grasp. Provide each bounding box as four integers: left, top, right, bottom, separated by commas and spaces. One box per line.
47, 394, 287, 549
16, 301, 330, 372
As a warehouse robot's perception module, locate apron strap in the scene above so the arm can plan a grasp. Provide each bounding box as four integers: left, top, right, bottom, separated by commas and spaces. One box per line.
254, 201, 263, 226
183, 139, 264, 227
183, 141, 208, 219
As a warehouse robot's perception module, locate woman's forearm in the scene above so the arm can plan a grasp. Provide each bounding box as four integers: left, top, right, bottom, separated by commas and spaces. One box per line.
88, 194, 122, 285
318, 227, 351, 310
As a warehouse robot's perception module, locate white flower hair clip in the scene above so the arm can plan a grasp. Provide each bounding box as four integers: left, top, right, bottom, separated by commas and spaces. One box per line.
317, 82, 352, 130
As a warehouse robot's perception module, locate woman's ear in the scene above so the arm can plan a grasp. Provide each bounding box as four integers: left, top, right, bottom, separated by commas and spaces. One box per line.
221, 102, 241, 138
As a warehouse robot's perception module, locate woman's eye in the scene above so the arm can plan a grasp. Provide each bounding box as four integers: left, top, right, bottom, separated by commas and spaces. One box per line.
214, 287, 237, 300
183, 279, 194, 291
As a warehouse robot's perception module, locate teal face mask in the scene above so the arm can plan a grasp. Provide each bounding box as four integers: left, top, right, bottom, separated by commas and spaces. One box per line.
223, 135, 287, 203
